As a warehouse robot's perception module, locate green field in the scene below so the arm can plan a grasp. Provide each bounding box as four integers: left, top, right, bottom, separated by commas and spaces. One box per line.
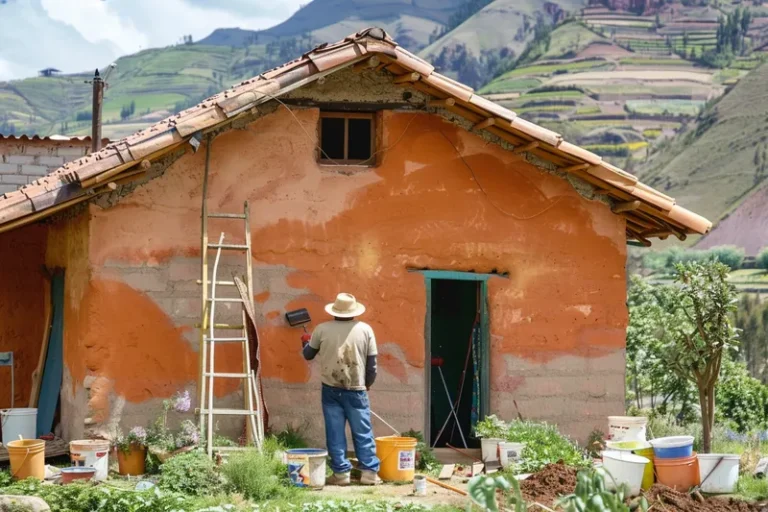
496, 59, 612, 79
479, 78, 542, 94
619, 58, 694, 66
625, 99, 705, 116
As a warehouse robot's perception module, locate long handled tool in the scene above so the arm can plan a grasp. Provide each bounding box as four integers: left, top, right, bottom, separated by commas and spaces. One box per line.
431, 357, 468, 449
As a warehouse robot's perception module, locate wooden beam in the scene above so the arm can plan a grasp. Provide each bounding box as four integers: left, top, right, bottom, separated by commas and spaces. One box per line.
593, 189, 612, 196
561, 163, 591, 173
642, 230, 673, 240
79, 143, 182, 189
472, 118, 495, 131
106, 182, 117, 191
352, 56, 380, 72
393, 72, 420, 84
428, 98, 456, 108
626, 228, 652, 247
512, 141, 539, 154
612, 200, 642, 213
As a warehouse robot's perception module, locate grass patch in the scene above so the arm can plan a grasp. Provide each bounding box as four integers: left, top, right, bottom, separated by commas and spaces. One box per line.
575, 105, 601, 115
479, 77, 542, 94
498, 59, 611, 79
643, 128, 663, 139
735, 475, 768, 501
221, 438, 298, 502
515, 105, 572, 114
619, 58, 694, 66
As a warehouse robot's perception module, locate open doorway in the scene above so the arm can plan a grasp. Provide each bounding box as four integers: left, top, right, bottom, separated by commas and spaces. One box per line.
428, 279, 482, 448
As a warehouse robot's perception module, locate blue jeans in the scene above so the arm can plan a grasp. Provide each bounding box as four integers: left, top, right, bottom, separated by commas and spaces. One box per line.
322, 384, 380, 474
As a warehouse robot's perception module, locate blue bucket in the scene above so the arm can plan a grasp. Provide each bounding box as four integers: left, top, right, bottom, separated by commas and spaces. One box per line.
286, 448, 328, 488
651, 436, 694, 459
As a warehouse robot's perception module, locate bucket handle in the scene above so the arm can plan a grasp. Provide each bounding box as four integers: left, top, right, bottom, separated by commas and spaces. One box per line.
10, 448, 32, 480
698, 456, 725, 490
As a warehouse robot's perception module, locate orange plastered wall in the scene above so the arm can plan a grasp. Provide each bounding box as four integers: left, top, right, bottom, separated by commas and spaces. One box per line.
73, 108, 626, 409
0, 224, 48, 408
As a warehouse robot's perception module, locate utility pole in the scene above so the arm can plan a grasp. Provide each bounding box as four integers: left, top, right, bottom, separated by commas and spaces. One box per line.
91, 69, 104, 153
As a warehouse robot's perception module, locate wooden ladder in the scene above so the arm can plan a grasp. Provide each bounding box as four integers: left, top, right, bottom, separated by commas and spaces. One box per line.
198, 198, 264, 456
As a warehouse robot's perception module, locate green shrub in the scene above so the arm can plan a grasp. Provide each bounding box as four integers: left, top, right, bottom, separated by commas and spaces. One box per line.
0, 479, 197, 512
221, 447, 294, 501
716, 358, 768, 433
758, 247, 768, 270
506, 420, 589, 473
474, 414, 509, 439
158, 451, 225, 496
707, 245, 745, 269
274, 424, 309, 449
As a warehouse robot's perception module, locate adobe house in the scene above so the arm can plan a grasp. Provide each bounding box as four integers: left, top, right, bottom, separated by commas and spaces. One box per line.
0, 29, 710, 447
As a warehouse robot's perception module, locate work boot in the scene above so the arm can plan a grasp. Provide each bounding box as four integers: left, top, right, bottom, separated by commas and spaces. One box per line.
360, 470, 382, 486
327, 472, 351, 486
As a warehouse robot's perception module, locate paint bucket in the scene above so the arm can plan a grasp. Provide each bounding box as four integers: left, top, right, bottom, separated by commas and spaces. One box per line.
375, 436, 417, 482
70, 440, 110, 481
7, 438, 45, 481
60, 467, 95, 484
480, 438, 503, 463
498, 442, 526, 468
607, 416, 647, 442
650, 436, 694, 459
605, 440, 650, 452
698, 454, 740, 494
286, 448, 328, 488
413, 474, 427, 496
0, 408, 37, 447
654, 453, 700, 491
634, 447, 655, 491
602, 450, 649, 497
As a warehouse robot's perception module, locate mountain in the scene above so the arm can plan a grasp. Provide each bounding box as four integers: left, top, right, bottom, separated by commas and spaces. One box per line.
202, 0, 466, 52
637, 61, 768, 250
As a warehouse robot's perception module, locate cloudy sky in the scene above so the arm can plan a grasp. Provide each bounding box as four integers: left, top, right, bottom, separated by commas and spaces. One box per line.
0, 0, 305, 80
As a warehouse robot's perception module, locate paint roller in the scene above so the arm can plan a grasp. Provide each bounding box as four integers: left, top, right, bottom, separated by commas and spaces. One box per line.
285, 308, 312, 344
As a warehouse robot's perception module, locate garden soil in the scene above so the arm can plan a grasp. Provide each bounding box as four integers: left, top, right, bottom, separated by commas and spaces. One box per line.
644, 485, 765, 512
519, 463, 579, 507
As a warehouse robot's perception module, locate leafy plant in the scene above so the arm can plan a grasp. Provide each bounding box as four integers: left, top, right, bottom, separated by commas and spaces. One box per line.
221, 445, 294, 501
147, 389, 199, 452
474, 415, 508, 439
715, 357, 768, 433
506, 420, 590, 473
274, 424, 309, 449
467, 474, 511, 512
586, 429, 606, 459
113, 426, 148, 453
556, 468, 648, 512
158, 450, 225, 496
402, 429, 440, 473
666, 261, 740, 453
758, 247, 768, 270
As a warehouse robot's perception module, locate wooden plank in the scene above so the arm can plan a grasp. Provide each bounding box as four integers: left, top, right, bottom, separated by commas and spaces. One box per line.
613, 200, 642, 213
393, 72, 420, 84
28, 273, 52, 407
438, 464, 455, 480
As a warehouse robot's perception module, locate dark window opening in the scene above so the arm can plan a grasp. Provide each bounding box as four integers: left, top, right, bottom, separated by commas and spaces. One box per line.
319, 112, 374, 165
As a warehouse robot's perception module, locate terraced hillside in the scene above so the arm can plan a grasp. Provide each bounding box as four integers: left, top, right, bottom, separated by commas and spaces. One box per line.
637, 61, 768, 244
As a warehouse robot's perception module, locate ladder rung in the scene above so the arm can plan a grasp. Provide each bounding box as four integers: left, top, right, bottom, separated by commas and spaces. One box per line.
208, 212, 247, 219
200, 408, 258, 416
207, 297, 244, 303
204, 336, 247, 342
197, 279, 236, 286
204, 372, 249, 378
195, 323, 244, 330
208, 243, 249, 251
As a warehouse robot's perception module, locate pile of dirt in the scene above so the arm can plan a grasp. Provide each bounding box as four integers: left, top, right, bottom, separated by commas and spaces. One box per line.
519, 463, 578, 507
644, 485, 764, 512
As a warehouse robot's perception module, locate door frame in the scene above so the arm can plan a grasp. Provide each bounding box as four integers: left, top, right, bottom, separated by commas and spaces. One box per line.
417, 270, 494, 444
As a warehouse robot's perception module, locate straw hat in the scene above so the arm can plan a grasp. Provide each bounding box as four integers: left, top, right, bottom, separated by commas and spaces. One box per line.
325, 293, 366, 318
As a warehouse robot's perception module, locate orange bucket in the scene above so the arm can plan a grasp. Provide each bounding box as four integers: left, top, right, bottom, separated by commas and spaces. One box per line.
7, 439, 46, 480
654, 452, 700, 491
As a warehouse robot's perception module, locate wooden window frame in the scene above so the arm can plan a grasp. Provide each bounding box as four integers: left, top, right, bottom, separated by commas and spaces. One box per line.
318, 111, 376, 166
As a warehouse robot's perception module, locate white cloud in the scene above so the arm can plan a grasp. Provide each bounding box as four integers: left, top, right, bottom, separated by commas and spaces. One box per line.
0, 0, 304, 80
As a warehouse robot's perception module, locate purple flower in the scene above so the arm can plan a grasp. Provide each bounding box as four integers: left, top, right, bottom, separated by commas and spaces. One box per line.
129, 426, 147, 444
175, 420, 200, 448
173, 390, 191, 413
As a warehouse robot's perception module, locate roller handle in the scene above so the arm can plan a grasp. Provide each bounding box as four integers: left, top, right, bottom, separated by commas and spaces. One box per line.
431, 357, 444, 367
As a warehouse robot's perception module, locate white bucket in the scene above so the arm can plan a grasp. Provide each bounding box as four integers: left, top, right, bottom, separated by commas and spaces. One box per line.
498, 442, 526, 468
607, 416, 647, 442
602, 450, 649, 497
480, 438, 503, 463
0, 408, 37, 446
286, 449, 328, 488
70, 440, 111, 482
698, 454, 740, 494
